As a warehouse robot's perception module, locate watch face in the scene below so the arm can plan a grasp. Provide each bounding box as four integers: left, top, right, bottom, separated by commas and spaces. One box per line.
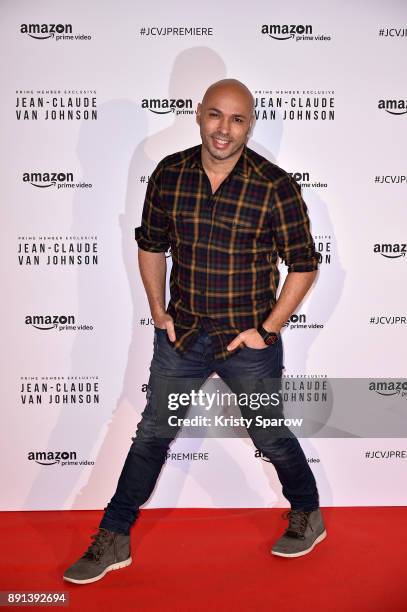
265, 333, 279, 345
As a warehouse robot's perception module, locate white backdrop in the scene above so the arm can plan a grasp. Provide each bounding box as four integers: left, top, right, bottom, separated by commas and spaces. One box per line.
1, 0, 407, 511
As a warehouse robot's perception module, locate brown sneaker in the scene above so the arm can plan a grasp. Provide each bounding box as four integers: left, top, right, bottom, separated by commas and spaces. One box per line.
63, 528, 132, 584
271, 508, 327, 558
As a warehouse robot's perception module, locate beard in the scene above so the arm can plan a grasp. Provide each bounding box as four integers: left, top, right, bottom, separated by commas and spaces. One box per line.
202, 131, 246, 161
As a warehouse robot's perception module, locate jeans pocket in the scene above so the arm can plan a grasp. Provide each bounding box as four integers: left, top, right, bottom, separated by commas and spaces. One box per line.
153, 325, 167, 332
242, 342, 275, 352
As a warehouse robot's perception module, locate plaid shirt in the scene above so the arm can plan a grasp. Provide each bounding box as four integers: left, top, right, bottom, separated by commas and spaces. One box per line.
135, 144, 320, 360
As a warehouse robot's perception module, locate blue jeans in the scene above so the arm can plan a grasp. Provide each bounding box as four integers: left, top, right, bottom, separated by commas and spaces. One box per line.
100, 327, 319, 535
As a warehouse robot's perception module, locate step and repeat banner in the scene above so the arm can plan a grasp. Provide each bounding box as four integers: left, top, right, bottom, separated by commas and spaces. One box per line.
1, 0, 406, 511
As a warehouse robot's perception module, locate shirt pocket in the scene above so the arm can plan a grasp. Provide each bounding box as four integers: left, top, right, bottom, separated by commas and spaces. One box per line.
214, 213, 259, 251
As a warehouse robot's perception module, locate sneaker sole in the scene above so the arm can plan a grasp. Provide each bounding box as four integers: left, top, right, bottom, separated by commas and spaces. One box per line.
63, 556, 132, 584
271, 529, 327, 558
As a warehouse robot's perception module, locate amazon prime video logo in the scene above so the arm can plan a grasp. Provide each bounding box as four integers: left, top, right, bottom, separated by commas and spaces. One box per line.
20, 23, 91, 41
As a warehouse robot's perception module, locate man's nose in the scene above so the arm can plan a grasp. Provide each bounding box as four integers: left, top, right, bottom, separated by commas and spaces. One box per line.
218, 117, 229, 133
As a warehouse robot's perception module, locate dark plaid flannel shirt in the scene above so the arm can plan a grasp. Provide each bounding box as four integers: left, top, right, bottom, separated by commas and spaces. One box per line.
135, 144, 320, 360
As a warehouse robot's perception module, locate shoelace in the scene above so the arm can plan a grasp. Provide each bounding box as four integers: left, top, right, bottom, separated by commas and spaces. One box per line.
282, 510, 313, 539
82, 528, 113, 562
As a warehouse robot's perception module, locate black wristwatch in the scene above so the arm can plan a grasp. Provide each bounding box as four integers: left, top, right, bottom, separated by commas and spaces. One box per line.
257, 324, 279, 346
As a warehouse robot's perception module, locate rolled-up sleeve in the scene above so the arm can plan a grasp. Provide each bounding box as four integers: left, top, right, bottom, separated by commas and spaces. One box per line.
134, 162, 170, 253
271, 174, 322, 272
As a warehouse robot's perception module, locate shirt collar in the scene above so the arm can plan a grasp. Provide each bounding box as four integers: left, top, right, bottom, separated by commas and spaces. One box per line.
189, 144, 249, 178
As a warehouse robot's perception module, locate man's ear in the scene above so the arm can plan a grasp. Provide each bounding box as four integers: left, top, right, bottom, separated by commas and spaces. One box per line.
196, 102, 202, 125
247, 113, 256, 139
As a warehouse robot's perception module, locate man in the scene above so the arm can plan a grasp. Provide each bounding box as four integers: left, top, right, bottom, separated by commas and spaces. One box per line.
63, 79, 326, 585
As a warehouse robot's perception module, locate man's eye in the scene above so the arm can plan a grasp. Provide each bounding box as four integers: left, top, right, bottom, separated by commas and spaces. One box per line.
235, 117, 243, 123
209, 112, 219, 117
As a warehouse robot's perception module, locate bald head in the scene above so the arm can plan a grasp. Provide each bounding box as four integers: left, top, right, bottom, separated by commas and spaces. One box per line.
201, 79, 254, 116
196, 78, 255, 163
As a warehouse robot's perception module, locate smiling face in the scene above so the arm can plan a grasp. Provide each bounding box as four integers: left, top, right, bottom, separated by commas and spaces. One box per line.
196, 80, 254, 163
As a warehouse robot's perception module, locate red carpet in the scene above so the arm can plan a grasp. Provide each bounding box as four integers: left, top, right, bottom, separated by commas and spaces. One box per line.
0, 507, 405, 611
